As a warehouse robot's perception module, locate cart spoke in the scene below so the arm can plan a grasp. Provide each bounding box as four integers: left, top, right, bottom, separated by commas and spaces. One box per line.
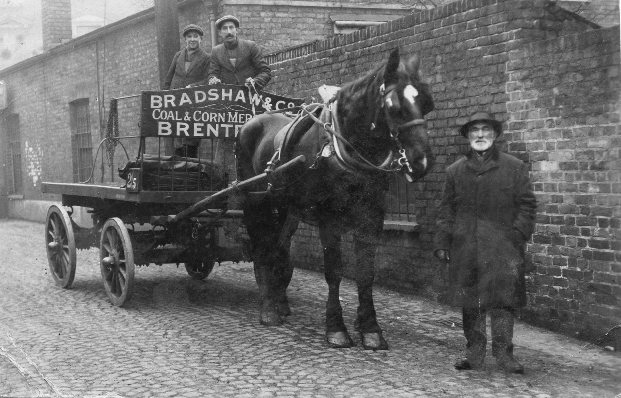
104, 266, 113, 281
105, 230, 116, 250
114, 272, 122, 295
49, 216, 58, 235
52, 254, 62, 275
102, 242, 112, 255
110, 230, 119, 249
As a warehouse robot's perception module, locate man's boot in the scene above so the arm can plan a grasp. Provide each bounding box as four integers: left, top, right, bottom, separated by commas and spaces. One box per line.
455, 307, 486, 370
491, 308, 524, 374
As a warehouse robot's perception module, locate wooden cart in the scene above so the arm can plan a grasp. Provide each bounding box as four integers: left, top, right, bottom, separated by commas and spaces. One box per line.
41, 84, 304, 306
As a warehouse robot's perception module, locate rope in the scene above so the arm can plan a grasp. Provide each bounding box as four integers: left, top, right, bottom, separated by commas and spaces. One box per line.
105, 98, 119, 169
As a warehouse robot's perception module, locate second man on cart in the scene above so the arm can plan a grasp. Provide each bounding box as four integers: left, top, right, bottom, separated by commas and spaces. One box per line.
208, 15, 272, 91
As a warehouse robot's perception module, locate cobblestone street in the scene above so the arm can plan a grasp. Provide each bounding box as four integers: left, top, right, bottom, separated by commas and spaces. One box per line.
0, 219, 619, 397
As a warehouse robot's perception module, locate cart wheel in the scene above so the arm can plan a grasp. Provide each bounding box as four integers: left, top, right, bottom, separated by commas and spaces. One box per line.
100, 217, 135, 306
184, 260, 215, 280
45, 205, 77, 288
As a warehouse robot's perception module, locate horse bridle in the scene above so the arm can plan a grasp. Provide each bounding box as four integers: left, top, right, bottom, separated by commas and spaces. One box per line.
297, 82, 427, 178
375, 83, 428, 180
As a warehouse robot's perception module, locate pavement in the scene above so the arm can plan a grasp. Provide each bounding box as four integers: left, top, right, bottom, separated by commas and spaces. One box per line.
0, 218, 619, 398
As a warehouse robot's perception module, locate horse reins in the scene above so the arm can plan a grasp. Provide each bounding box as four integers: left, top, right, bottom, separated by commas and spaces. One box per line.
297, 82, 426, 176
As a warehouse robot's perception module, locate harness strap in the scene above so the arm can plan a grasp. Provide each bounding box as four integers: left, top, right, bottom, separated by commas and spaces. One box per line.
299, 102, 395, 174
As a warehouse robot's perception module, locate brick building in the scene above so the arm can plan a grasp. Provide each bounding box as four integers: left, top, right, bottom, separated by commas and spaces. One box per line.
0, 0, 619, 342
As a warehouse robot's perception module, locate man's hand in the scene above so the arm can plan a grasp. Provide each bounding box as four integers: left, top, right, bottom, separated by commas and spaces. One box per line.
434, 249, 450, 262
245, 77, 255, 87
208, 77, 221, 85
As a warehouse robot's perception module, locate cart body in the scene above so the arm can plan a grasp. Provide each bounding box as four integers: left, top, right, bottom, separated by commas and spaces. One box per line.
41, 84, 303, 305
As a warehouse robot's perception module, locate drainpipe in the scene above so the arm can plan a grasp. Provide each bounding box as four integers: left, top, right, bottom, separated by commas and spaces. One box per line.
211, 0, 219, 48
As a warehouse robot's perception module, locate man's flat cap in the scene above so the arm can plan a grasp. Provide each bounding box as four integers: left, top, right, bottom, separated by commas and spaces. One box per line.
182, 24, 204, 37
216, 15, 240, 30
459, 111, 503, 137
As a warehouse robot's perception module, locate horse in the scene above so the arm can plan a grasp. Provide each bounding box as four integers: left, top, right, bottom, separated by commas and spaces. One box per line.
236, 48, 434, 350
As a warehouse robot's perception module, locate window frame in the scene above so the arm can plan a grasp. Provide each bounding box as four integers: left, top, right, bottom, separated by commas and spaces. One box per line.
69, 98, 93, 183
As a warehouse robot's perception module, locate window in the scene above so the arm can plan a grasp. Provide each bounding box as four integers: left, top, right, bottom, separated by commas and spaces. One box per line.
333, 20, 384, 35
384, 175, 418, 230
69, 99, 93, 183
5, 114, 23, 194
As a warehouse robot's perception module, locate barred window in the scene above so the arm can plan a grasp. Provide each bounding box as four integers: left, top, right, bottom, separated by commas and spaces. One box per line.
385, 175, 417, 224
69, 99, 93, 183
5, 113, 22, 194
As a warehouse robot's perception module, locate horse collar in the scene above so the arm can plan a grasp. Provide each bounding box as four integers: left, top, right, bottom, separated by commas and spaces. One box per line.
322, 101, 394, 174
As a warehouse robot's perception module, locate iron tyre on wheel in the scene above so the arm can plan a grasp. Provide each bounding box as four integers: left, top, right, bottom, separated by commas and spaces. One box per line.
45, 205, 77, 288
184, 260, 215, 280
100, 217, 135, 306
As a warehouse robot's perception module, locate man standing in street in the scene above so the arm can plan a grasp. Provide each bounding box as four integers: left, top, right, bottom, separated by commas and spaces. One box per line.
208, 15, 271, 90
433, 111, 537, 373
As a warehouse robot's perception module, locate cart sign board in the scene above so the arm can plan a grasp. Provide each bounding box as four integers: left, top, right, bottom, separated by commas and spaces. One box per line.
141, 84, 304, 139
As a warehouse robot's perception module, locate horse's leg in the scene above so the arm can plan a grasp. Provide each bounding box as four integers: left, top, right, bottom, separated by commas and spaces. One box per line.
244, 202, 283, 326
273, 209, 298, 317
319, 226, 353, 348
353, 233, 388, 350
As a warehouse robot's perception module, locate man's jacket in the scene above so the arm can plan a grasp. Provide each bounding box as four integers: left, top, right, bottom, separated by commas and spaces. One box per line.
208, 39, 271, 89
163, 48, 211, 90
433, 145, 537, 308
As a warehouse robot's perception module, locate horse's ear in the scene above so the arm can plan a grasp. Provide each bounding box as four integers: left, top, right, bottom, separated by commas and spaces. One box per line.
384, 48, 401, 83
405, 54, 421, 80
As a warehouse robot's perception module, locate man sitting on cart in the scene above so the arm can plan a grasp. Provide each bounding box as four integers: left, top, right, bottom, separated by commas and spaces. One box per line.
207, 15, 271, 91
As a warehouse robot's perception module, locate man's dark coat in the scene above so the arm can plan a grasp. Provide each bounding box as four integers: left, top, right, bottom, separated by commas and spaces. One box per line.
163, 48, 210, 90
434, 146, 537, 309
208, 39, 271, 89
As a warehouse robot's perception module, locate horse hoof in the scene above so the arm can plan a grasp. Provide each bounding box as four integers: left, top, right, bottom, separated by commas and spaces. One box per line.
326, 331, 354, 348
260, 310, 282, 326
276, 300, 291, 317
361, 332, 389, 350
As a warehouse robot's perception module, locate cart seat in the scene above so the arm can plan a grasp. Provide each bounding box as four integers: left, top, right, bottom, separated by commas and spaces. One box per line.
118, 153, 227, 191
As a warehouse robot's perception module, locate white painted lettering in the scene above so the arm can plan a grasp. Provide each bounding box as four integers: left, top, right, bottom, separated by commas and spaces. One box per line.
158, 122, 172, 135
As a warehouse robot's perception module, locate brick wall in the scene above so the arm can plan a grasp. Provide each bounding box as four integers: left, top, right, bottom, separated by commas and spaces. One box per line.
558, 0, 620, 28
220, 0, 414, 53
1, 0, 418, 201
0, 0, 618, 342
506, 27, 621, 338
265, 0, 619, 341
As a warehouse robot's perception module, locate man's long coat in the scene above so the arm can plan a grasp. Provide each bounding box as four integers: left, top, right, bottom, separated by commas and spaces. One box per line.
434, 146, 537, 309
163, 48, 210, 90
163, 48, 210, 147
208, 39, 271, 89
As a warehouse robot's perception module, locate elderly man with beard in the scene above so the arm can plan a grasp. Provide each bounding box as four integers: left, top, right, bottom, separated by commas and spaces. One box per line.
433, 112, 537, 373
207, 15, 271, 90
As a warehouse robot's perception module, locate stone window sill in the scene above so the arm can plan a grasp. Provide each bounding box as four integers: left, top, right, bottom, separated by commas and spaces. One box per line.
383, 219, 420, 232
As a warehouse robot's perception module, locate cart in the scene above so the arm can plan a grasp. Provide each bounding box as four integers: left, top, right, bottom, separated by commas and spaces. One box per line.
41, 84, 304, 306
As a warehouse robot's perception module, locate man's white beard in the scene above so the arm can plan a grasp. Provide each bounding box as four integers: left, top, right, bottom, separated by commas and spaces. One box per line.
471, 139, 493, 152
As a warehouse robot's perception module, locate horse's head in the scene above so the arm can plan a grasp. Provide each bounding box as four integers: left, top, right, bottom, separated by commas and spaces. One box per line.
377, 48, 434, 182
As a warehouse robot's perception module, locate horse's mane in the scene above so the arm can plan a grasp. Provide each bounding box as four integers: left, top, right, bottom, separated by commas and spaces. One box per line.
334, 63, 385, 134
333, 57, 434, 136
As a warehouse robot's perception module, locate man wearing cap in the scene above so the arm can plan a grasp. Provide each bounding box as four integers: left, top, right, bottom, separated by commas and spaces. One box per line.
163, 24, 211, 157
433, 111, 537, 373
208, 15, 271, 90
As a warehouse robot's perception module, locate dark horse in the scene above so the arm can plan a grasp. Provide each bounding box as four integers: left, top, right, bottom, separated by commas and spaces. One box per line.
236, 48, 434, 350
